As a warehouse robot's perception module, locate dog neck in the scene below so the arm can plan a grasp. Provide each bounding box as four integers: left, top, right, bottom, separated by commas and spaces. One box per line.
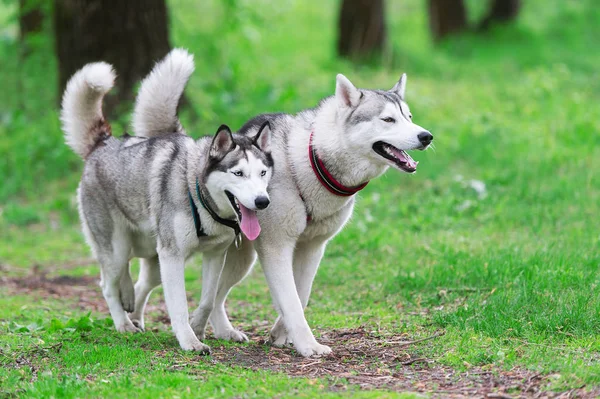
186, 140, 238, 222
311, 98, 389, 188
308, 131, 368, 196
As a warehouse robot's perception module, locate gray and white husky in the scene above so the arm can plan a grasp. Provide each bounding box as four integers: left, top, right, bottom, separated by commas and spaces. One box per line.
178, 72, 433, 357
61, 49, 273, 352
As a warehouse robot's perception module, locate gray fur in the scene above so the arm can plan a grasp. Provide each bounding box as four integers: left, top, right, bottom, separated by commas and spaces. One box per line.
62, 50, 273, 352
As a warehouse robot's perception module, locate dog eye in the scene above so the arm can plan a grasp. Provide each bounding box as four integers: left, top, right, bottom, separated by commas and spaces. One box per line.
381, 117, 396, 123
260, 170, 267, 177
409, 114, 413, 120
232, 171, 243, 177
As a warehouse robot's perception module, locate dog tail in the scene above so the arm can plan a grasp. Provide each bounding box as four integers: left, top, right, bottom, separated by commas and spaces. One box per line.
132, 48, 195, 138
60, 62, 115, 159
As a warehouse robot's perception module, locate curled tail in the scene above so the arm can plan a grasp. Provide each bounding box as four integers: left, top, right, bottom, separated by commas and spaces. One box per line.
132, 48, 195, 138
60, 62, 115, 159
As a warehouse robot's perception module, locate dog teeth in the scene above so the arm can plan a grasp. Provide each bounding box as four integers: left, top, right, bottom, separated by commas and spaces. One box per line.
384, 146, 399, 161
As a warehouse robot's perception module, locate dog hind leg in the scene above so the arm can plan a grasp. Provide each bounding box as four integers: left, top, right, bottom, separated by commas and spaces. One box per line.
190, 250, 228, 340
129, 256, 161, 330
119, 264, 135, 313
97, 230, 140, 333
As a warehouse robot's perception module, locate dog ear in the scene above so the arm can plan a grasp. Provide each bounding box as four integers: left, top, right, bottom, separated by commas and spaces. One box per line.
391, 73, 407, 99
336, 74, 361, 108
209, 125, 235, 159
253, 121, 272, 153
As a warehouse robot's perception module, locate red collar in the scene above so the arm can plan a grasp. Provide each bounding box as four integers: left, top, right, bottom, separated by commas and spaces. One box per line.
308, 132, 368, 197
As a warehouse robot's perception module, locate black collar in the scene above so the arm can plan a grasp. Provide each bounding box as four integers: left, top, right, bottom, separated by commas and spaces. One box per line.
188, 178, 240, 238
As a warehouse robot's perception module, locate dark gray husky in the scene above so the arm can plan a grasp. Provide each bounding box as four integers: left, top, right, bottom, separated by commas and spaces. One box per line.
61, 49, 273, 352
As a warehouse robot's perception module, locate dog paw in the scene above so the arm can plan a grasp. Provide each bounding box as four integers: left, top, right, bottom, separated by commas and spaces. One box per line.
270, 322, 291, 347
179, 337, 211, 354
270, 330, 292, 347
190, 320, 206, 341
295, 342, 332, 358
271, 334, 292, 347
130, 318, 145, 331
214, 328, 249, 343
120, 289, 135, 313
193, 329, 206, 341
115, 320, 142, 333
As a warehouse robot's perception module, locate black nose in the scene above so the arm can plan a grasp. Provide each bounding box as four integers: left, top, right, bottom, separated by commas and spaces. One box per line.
418, 131, 433, 146
255, 196, 270, 210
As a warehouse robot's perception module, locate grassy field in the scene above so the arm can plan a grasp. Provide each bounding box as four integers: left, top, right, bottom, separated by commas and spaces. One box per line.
1, 0, 600, 397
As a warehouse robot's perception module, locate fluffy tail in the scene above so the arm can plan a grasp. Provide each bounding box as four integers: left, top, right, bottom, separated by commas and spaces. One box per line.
60, 62, 115, 159
132, 48, 195, 138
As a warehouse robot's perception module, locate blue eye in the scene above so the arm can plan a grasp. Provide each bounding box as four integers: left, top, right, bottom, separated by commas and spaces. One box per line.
261, 170, 267, 177
381, 117, 396, 123
232, 171, 243, 177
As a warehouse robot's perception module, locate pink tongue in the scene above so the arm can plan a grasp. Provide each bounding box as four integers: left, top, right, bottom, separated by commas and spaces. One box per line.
390, 147, 418, 169
239, 203, 261, 241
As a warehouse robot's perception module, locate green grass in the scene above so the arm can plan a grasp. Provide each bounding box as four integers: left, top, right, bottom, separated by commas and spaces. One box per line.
1, 0, 600, 397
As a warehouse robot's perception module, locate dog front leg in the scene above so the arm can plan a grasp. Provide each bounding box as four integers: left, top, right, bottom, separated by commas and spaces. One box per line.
270, 239, 327, 346
158, 250, 210, 353
207, 237, 256, 342
257, 240, 331, 357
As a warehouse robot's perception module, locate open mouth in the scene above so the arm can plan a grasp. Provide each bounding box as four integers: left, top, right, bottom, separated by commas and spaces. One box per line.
225, 190, 261, 241
372, 141, 418, 173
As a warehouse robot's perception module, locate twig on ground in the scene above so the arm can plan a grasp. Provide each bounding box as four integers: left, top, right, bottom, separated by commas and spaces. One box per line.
384, 330, 445, 346
299, 360, 321, 369
401, 357, 428, 366
486, 393, 513, 399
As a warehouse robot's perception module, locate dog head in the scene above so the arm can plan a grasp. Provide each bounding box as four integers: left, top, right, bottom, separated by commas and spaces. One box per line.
335, 73, 432, 174
204, 122, 273, 240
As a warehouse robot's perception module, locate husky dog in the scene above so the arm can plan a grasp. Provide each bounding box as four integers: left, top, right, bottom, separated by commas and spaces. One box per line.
181, 73, 433, 357
61, 49, 273, 352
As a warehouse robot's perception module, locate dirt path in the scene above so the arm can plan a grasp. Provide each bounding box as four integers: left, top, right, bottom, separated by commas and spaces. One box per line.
3, 272, 598, 398
201, 327, 597, 399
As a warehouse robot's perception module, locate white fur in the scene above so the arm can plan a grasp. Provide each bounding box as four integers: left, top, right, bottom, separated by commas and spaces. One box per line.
336, 74, 361, 107
196, 73, 433, 357
205, 152, 271, 214
132, 48, 195, 137
392, 73, 407, 98
61, 62, 115, 158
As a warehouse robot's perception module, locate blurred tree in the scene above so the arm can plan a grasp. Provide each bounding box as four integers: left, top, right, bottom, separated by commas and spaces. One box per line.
19, 0, 43, 43
53, 0, 172, 114
337, 0, 386, 60
19, 0, 49, 109
428, 0, 467, 41
479, 0, 521, 30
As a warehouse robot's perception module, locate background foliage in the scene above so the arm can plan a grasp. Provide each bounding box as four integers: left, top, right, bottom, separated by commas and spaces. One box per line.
1, 0, 599, 397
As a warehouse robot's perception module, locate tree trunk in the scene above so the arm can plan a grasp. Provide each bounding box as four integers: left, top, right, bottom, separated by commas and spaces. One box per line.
19, 0, 44, 41
53, 0, 172, 116
428, 0, 468, 42
337, 0, 386, 60
479, 0, 521, 30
